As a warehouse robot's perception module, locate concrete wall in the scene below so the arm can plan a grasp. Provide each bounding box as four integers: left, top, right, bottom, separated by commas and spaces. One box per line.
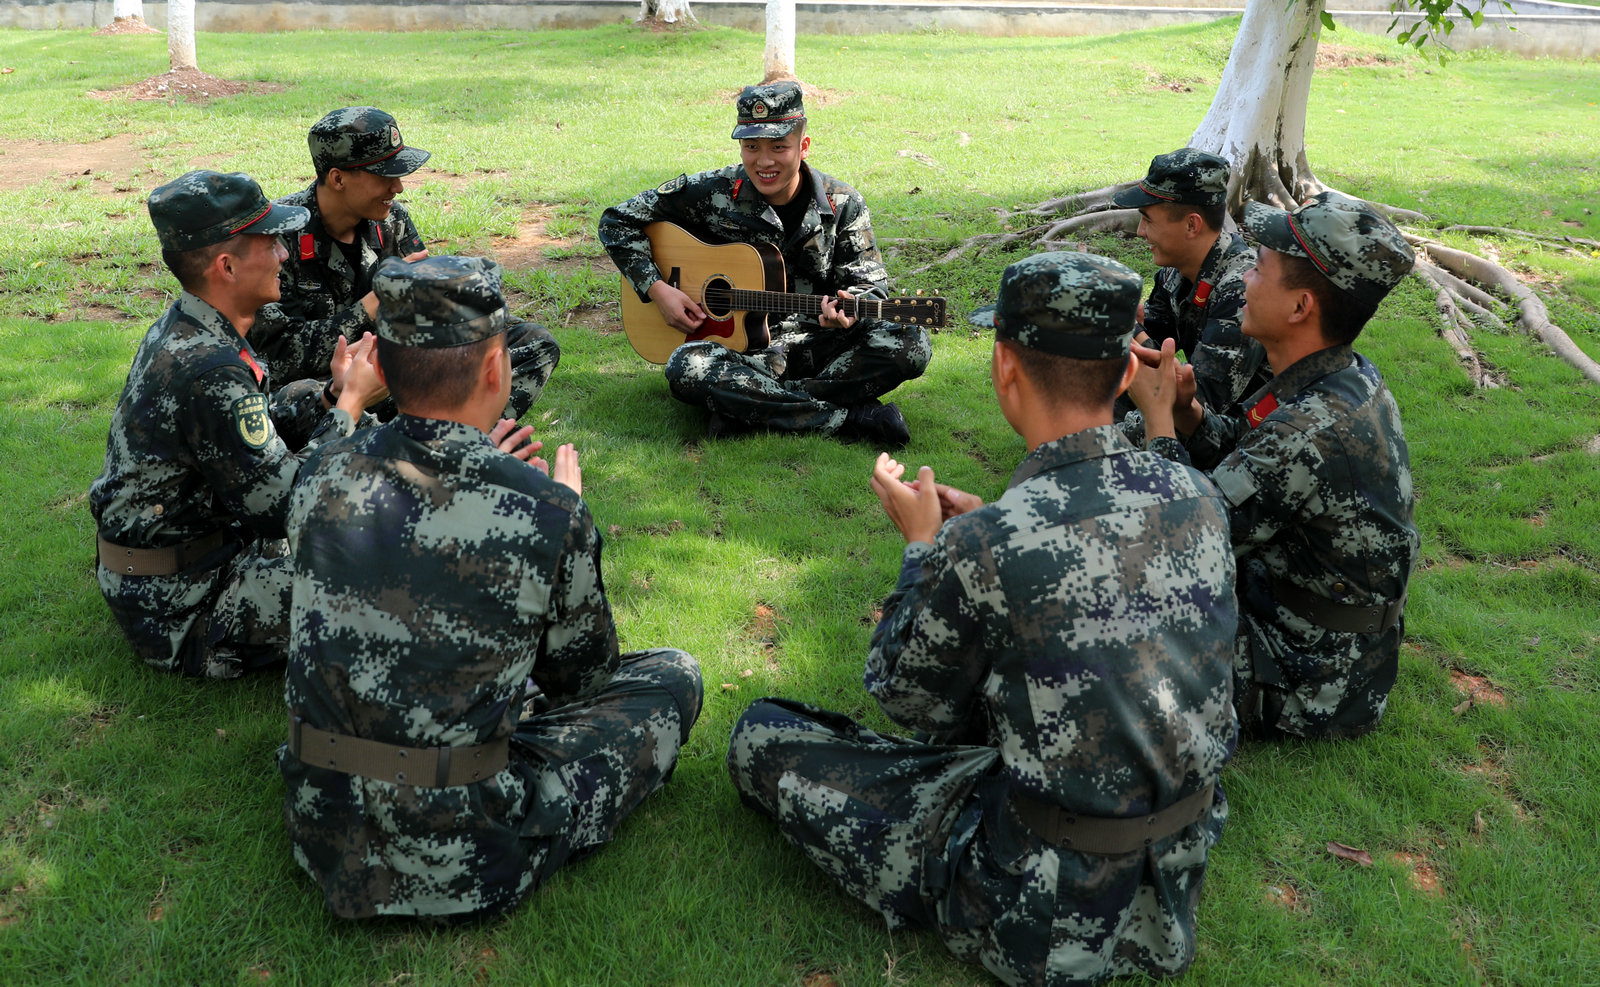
4, 0, 1597, 58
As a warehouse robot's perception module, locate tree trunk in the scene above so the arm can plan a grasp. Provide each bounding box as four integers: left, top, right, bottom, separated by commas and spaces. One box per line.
168, 0, 197, 71
1188, 0, 1325, 215
638, 0, 695, 24
113, 0, 143, 20
763, 0, 797, 82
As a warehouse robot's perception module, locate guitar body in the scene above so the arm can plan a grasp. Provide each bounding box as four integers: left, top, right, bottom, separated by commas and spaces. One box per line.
620, 223, 786, 365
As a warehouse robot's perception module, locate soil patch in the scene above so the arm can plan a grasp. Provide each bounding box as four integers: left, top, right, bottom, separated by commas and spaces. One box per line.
88, 67, 285, 103
0, 133, 152, 190
1449, 669, 1508, 707
1315, 45, 1400, 70
93, 15, 159, 35
1390, 852, 1445, 897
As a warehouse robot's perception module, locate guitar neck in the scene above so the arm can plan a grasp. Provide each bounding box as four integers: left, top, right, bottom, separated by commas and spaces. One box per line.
718, 288, 884, 320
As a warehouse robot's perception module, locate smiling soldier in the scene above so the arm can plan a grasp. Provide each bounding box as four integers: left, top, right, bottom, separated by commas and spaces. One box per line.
251, 106, 561, 420
599, 81, 929, 447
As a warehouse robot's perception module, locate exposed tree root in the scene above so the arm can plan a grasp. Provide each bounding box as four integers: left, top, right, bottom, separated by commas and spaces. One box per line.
1410, 236, 1600, 387
922, 176, 1598, 390
1440, 226, 1600, 253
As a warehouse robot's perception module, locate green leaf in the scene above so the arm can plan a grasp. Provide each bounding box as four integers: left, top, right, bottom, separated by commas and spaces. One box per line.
1472, 9, 1484, 27
1321, 10, 1338, 30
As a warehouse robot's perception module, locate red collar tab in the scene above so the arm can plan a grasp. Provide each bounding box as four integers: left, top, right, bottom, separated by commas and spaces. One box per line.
238, 348, 265, 386
1246, 392, 1278, 428
299, 233, 315, 261
1192, 280, 1213, 306
731, 178, 744, 199
374, 224, 384, 248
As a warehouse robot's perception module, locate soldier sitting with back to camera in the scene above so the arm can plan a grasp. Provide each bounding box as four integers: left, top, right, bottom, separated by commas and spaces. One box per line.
727, 252, 1238, 986
279, 255, 703, 923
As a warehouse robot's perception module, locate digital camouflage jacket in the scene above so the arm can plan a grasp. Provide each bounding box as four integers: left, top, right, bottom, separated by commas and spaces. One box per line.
280, 414, 620, 920
250, 182, 424, 383
864, 425, 1239, 985
90, 292, 356, 671
598, 161, 890, 322
1149, 344, 1419, 739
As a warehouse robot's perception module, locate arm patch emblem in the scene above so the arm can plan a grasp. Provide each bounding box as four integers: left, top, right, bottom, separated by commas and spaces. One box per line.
232, 393, 272, 450
657, 174, 688, 195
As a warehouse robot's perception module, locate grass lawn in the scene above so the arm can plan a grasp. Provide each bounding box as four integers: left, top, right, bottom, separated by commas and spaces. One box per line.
1, 19, 1598, 987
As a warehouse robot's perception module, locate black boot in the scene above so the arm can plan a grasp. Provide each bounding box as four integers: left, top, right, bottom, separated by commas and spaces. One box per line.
843, 401, 910, 450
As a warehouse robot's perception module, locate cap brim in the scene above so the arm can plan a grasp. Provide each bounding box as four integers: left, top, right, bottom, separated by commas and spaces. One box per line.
364, 146, 431, 177
731, 121, 802, 140
1243, 201, 1307, 259
239, 202, 310, 237
1110, 185, 1164, 208
966, 304, 997, 329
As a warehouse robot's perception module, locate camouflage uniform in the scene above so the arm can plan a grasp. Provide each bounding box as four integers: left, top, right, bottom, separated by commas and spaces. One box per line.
1110, 149, 1269, 442
279, 256, 702, 922
597, 84, 929, 436
250, 107, 560, 419
728, 253, 1238, 986
1139, 229, 1268, 417
1146, 192, 1420, 740
90, 171, 357, 678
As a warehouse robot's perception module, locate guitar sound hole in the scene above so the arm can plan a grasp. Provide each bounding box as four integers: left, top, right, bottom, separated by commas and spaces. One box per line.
701, 276, 734, 320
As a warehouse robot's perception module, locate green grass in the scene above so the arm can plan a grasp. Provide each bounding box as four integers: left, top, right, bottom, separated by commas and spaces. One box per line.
2, 20, 1599, 987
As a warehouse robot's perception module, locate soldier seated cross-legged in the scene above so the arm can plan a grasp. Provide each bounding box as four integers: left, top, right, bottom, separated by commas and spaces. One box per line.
90, 170, 388, 678
1128, 191, 1420, 741
278, 255, 703, 923
599, 81, 929, 448
250, 106, 561, 420
727, 253, 1239, 986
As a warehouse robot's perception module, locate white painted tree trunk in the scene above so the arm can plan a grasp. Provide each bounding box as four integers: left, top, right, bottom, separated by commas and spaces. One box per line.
763, 0, 797, 82
113, 0, 143, 21
638, 0, 695, 23
168, 0, 198, 70
1188, 0, 1325, 211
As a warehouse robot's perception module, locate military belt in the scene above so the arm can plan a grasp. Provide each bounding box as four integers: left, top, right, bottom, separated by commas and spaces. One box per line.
287, 715, 509, 788
1273, 580, 1405, 635
96, 531, 227, 576
1010, 783, 1215, 855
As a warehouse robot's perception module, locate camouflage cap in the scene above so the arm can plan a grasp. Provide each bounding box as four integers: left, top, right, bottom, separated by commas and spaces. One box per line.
1111, 148, 1230, 209
373, 255, 508, 349
147, 170, 309, 252
994, 251, 1142, 360
732, 82, 805, 140
309, 106, 431, 178
1245, 191, 1415, 306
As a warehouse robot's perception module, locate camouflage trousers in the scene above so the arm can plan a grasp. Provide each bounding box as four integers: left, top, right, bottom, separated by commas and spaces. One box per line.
727, 698, 1225, 987
260, 319, 561, 421
282, 648, 703, 922
98, 537, 292, 678
664, 320, 930, 434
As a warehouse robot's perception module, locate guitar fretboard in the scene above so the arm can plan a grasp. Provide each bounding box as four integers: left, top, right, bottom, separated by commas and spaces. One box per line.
703, 288, 884, 319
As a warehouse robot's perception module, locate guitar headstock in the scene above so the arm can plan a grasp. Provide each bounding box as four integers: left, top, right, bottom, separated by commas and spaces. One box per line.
880, 293, 948, 327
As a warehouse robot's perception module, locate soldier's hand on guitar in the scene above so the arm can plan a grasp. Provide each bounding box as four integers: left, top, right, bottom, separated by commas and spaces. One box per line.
646, 280, 707, 334
819, 290, 857, 330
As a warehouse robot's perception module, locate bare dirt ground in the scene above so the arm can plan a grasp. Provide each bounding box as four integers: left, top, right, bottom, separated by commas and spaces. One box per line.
92, 15, 159, 35
88, 67, 284, 102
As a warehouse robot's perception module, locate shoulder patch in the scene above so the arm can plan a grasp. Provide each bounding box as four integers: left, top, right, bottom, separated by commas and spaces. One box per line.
657, 174, 688, 195
232, 393, 272, 450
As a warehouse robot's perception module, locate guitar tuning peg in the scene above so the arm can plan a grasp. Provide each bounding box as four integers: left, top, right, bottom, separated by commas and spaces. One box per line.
915, 290, 924, 296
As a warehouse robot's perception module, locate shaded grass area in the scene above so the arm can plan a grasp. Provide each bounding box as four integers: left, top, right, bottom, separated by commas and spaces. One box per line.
2, 20, 1599, 986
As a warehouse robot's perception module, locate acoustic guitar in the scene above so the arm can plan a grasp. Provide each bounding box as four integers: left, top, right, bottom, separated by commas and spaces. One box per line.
619, 222, 947, 365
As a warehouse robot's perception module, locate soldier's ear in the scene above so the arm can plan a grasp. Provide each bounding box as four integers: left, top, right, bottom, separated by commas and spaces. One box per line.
1115, 350, 1139, 398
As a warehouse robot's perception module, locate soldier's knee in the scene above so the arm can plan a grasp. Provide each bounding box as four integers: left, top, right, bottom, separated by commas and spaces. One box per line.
622, 648, 703, 742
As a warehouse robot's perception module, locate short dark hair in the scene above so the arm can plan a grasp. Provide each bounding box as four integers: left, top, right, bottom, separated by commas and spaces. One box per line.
377, 333, 502, 411
161, 234, 244, 291
1156, 200, 1227, 234
1007, 342, 1128, 410
1275, 253, 1380, 345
